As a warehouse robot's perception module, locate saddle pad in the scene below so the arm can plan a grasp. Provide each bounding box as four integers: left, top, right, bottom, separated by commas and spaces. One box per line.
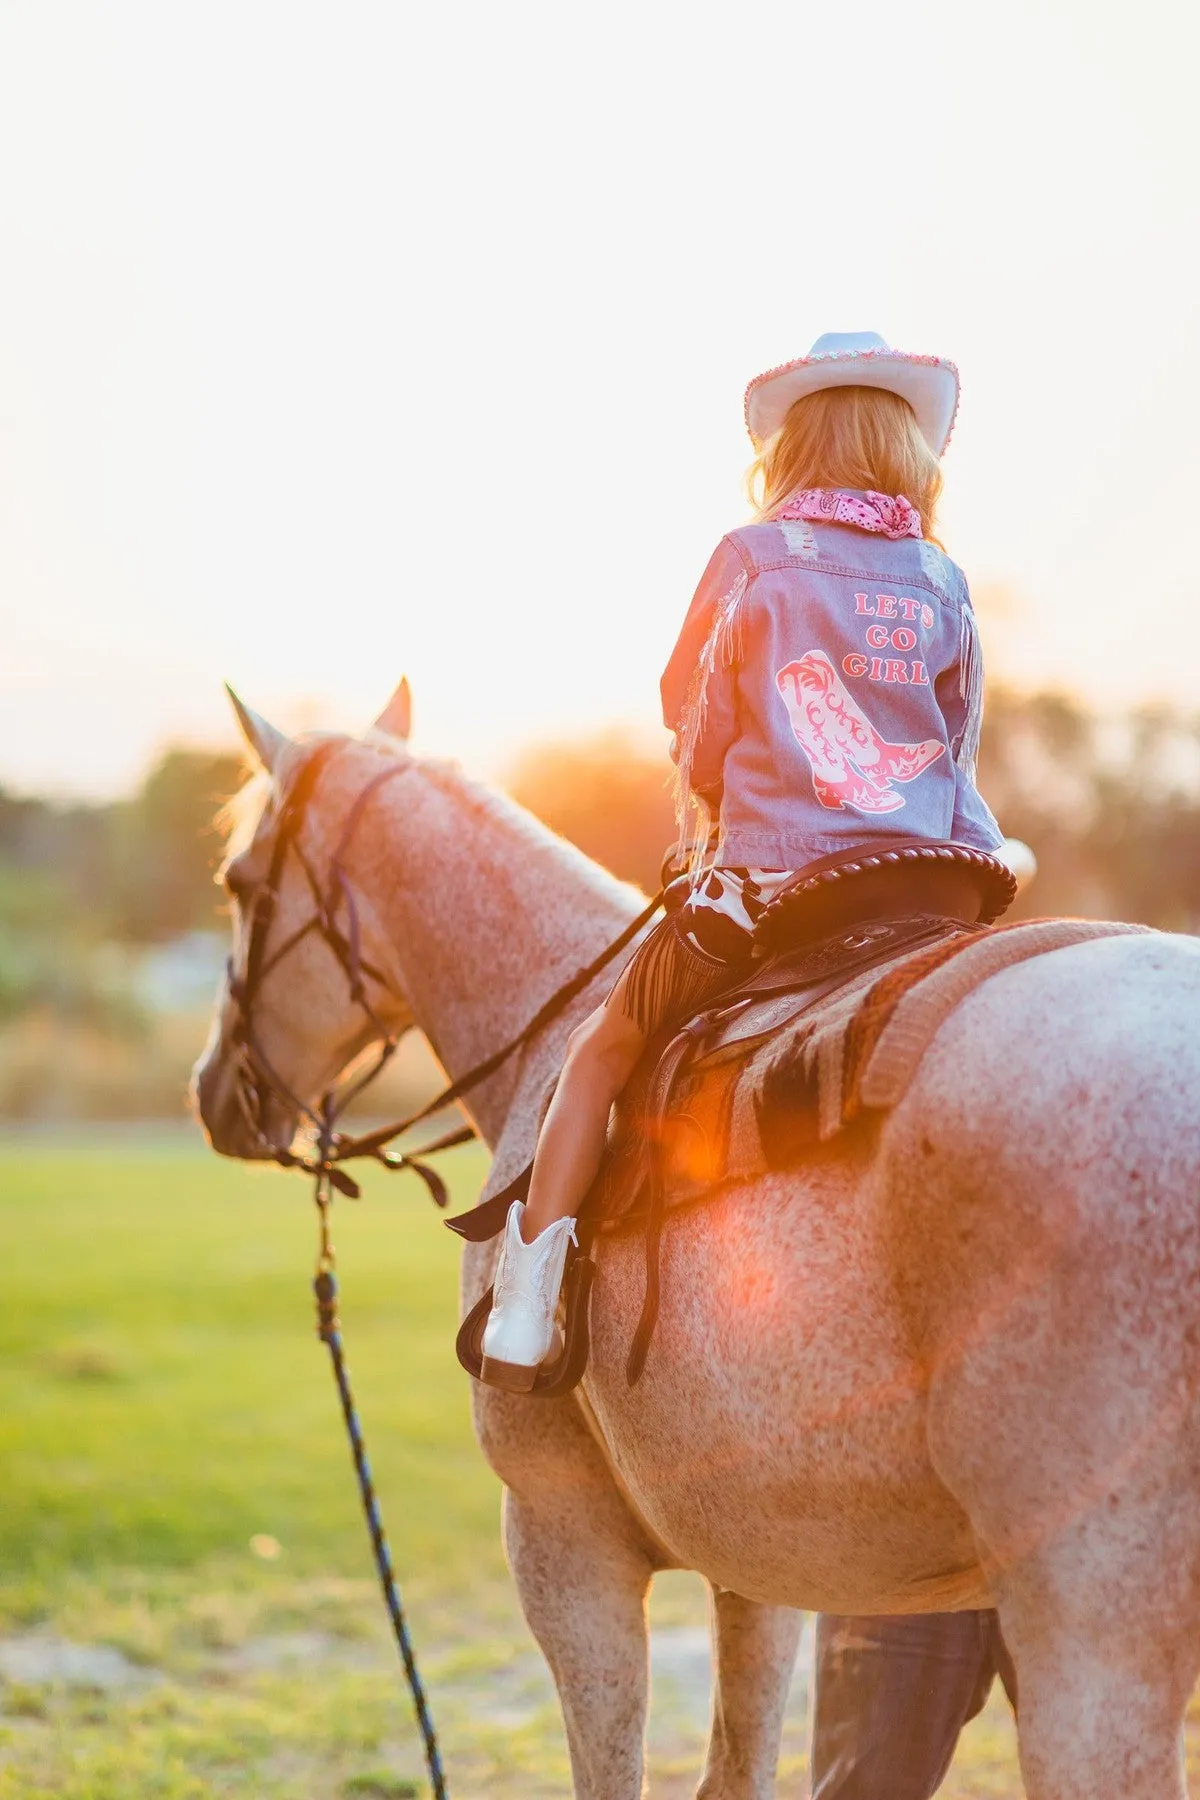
855, 915, 1153, 1112
596, 915, 1150, 1230
695, 916, 977, 1060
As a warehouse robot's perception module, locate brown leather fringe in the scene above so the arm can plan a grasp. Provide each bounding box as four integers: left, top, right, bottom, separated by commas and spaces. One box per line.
612, 918, 730, 1038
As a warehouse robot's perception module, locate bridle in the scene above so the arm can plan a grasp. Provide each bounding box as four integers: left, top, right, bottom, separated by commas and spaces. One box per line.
224, 739, 432, 1182
222, 736, 665, 1203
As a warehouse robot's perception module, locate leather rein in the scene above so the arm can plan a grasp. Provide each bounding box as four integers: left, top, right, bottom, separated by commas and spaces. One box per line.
223, 737, 664, 1204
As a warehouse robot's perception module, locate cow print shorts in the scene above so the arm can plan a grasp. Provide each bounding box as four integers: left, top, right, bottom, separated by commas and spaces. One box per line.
611, 868, 796, 1038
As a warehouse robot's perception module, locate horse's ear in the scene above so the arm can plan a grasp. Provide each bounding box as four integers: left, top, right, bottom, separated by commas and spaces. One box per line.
372, 677, 412, 743
225, 684, 288, 773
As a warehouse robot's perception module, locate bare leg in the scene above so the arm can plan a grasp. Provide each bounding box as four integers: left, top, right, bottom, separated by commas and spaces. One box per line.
698, 1587, 803, 1800
523, 915, 738, 1241
480, 979, 651, 1385
505, 1486, 654, 1799
522, 996, 645, 1239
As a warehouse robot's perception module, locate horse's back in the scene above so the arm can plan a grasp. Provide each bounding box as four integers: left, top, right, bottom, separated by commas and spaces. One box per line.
891, 928, 1200, 1266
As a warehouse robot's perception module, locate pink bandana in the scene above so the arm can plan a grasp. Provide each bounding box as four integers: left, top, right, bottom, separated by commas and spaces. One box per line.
774, 487, 922, 540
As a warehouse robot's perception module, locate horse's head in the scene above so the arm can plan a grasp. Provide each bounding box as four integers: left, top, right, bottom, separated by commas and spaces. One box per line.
192, 681, 417, 1159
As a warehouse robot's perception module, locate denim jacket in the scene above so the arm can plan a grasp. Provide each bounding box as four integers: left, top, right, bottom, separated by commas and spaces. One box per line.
661, 494, 1003, 869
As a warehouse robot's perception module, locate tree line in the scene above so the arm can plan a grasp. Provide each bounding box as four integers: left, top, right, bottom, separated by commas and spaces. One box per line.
0, 686, 1197, 1019
507, 691, 1200, 932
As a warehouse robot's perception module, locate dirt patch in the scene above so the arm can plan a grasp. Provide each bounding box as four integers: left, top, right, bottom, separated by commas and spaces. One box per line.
0, 1633, 162, 1692
215, 1630, 381, 1676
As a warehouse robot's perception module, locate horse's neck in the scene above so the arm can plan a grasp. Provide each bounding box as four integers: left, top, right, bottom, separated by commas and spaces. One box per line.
345, 751, 641, 1148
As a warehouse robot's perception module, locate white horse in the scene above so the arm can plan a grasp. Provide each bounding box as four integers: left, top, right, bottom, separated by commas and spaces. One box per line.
194, 686, 1200, 1800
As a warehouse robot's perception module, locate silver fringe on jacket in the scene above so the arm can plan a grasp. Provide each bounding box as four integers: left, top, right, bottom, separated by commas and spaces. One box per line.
955, 602, 984, 783
671, 567, 748, 877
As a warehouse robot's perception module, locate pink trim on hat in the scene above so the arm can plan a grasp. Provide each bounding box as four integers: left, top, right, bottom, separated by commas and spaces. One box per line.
744, 348, 961, 453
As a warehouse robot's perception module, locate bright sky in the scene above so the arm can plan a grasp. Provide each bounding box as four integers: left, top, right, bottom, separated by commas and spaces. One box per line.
1, 0, 1197, 799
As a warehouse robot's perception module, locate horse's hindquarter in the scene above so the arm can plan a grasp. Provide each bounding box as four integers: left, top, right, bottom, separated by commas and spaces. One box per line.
583, 1131, 990, 1615
880, 931, 1200, 1607
580, 930, 1200, 1622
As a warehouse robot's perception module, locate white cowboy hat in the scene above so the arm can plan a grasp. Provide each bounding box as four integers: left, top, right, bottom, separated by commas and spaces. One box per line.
744, 330, 960, 457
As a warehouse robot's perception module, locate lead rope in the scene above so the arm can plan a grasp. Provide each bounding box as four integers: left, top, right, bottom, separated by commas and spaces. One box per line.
313, 1177, 449, 1800
290, 891, 665, 1794
233, 752, 670, 1793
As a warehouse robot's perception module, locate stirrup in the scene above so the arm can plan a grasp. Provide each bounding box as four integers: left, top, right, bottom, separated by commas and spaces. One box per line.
480, 1324, 564, 1393
457, 1250, 596, 1399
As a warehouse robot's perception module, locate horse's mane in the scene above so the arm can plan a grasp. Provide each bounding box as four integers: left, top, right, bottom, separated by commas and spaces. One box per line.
212, 734, 646, 911
214, 730, 348, 871
215, 768, 271, 871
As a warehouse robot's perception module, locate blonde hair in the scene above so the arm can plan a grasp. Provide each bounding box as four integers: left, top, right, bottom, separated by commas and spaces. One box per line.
746, 385, 943, 542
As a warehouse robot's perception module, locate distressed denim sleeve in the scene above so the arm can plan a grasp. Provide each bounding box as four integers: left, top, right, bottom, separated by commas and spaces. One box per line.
936, 579, 984, 778
939, 579, 1004, 849
660, 535, 752, 799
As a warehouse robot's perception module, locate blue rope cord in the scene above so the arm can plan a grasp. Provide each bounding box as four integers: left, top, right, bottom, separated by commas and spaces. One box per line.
314, 1243, 448, 1799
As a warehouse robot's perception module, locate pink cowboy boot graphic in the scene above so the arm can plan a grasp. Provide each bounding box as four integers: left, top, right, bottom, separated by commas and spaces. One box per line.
776, 652, 945, 814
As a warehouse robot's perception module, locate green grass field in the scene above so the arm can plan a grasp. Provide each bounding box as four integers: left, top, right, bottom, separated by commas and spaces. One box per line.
0, 1138, 1033, 1796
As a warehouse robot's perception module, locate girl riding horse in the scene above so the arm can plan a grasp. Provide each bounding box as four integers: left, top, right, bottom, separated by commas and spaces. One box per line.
481, 329, 1007, 1390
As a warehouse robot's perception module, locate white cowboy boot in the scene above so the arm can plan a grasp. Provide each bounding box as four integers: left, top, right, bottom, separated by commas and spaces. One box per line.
480, 1201, 577, 1392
